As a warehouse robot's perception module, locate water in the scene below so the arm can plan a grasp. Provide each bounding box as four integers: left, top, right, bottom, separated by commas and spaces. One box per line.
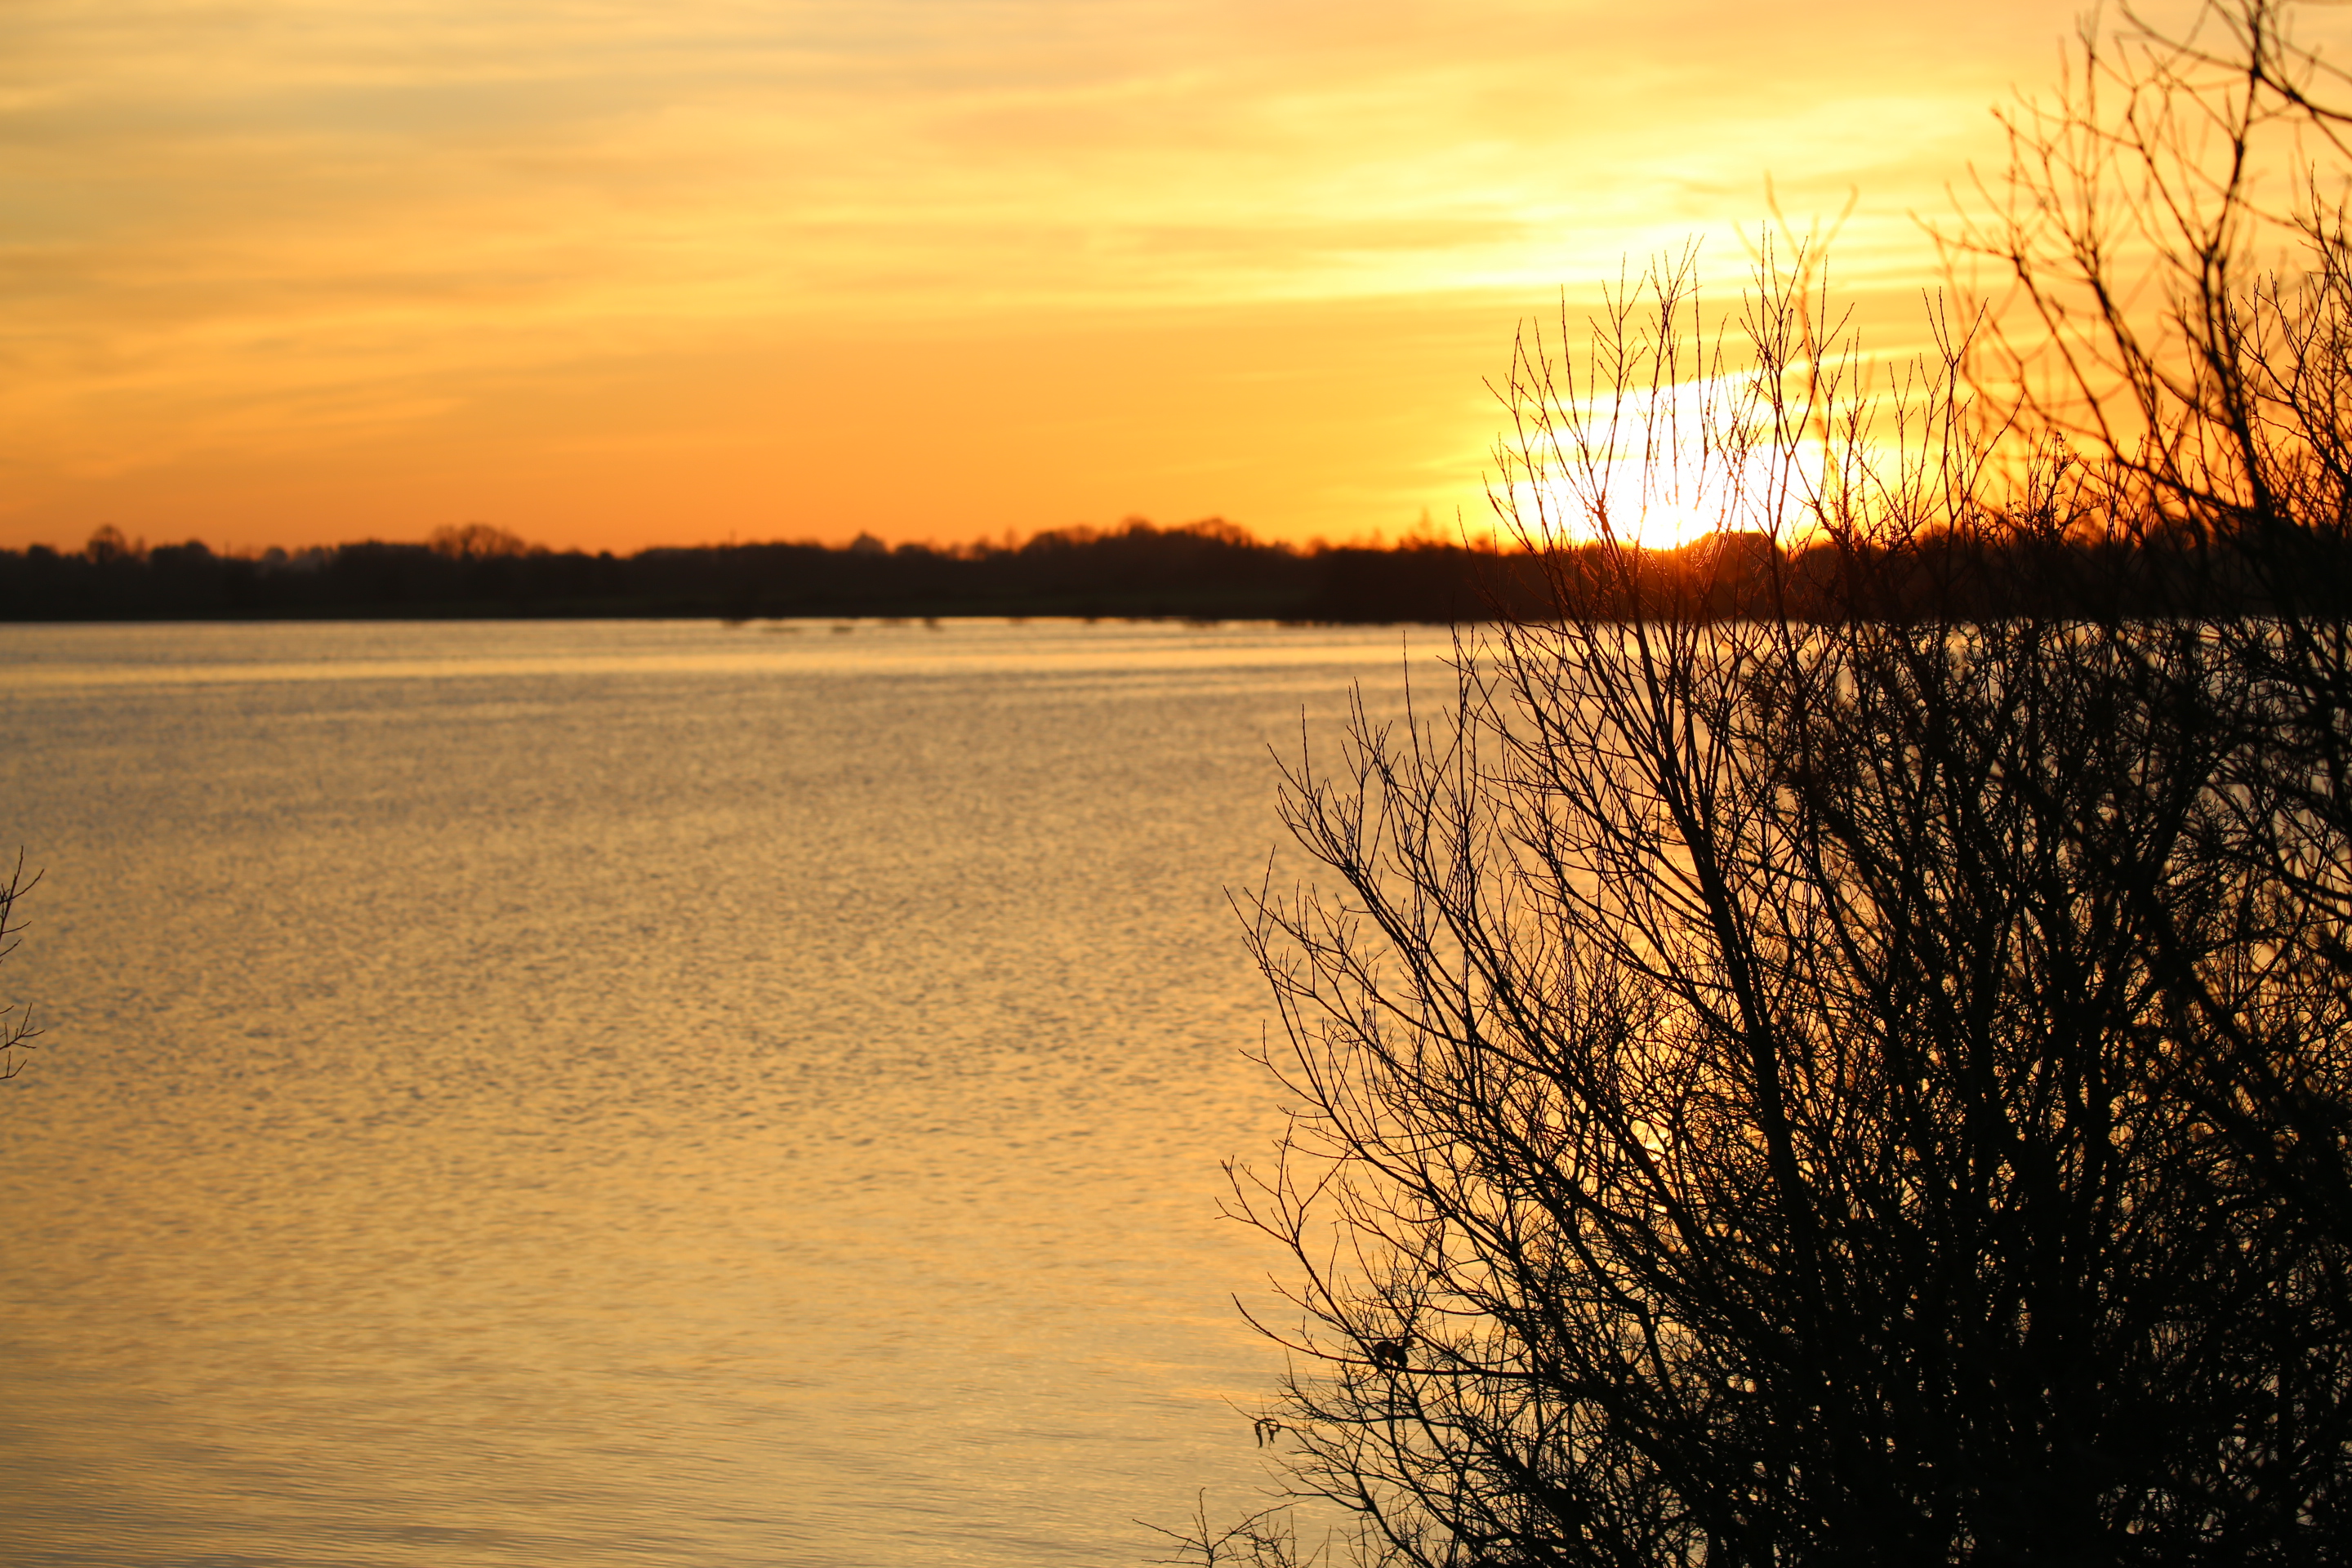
0, 617, 1438, 1567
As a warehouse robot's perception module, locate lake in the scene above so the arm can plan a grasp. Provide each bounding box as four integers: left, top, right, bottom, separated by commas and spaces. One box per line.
0, 617, 1438, 1567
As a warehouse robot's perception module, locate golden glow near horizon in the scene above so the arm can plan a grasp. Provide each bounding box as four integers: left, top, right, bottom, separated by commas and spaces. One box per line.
0, 1, 2261, 554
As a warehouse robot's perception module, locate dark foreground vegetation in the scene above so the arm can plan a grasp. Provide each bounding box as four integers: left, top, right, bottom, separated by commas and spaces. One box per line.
1161, 4, 2352, 1565
5, 514, 2343, 625
0, 855, 36, 1084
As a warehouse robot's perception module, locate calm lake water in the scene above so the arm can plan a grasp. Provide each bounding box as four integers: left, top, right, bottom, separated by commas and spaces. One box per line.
0, 617, 1437, 1568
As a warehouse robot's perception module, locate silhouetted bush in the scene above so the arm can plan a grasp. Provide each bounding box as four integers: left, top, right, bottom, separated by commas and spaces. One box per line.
1165, 9, 2352, 1561
0, 855, 38, 1085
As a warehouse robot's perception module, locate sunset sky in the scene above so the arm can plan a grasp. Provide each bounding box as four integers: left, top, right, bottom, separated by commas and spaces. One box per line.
0, 1, 2251, 553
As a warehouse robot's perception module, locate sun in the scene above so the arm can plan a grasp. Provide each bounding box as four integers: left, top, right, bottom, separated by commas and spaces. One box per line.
1492, 370, 1844, 551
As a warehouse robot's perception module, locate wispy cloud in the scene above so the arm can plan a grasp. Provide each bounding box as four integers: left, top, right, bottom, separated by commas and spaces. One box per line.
0, 0, 2221, 546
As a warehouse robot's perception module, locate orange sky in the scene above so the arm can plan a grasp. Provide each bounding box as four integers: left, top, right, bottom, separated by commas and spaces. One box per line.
0, 0, 2265, 554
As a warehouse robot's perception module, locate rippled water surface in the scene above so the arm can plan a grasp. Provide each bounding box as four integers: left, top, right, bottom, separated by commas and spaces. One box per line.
0, 618, 1435, 1567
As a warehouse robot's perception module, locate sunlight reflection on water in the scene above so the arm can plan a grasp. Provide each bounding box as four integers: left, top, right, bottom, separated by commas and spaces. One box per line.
0, 618, 1444, 1567
0, 617, 1432, 687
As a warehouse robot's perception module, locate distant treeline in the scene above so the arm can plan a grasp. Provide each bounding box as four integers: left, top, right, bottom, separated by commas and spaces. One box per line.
0, 517, 2336, 623
0, 519, 1518, 623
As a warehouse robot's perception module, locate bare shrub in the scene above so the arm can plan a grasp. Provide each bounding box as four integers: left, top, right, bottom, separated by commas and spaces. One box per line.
1177, 10, 2352, 1531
